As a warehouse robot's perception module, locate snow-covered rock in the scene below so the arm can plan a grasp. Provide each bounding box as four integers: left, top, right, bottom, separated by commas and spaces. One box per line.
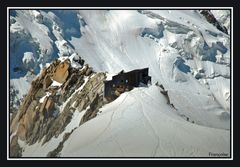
22, 52, 35, 70
211, 10, 230, 34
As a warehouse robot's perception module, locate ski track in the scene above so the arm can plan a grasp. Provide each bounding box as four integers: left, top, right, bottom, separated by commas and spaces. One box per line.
65, 93, 130, 151
132, 92, 160, 157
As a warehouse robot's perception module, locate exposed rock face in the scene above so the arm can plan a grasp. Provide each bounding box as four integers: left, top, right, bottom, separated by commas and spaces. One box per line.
47, 130, 74, 157
80, 93, 103, 125
85, 66, 93, 76
10, 58, 107, 157
10, 135, 22, 157
199, 10, 228, 34
43, 75, 52, 90
52, 60, 70, 83
155, 82, 176, 110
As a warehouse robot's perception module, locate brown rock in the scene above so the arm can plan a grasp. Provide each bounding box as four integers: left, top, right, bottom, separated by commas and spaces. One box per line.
17, 100, 38, 140
80, 94, 102, 125
48, 86, 58, 94
10, 135, 22, 157
39, 67, 47, 80
35, 88, 46, 98
80, 64, 88, 75
10, 61, 107, 151
17, 124, 26, 141
45, 97, 54, 112
78, 99, 87, 111
43, 75, 53, 90
62, 73, 78, 93
52, 61, 70, 83
73, 100, 79, 108
52, 59, 61, 66
85, 67, 92, 76
39, 97, 48, 113
115, 90, 121, 97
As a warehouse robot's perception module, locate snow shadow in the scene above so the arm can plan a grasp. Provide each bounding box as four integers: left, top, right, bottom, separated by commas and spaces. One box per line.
51, 10, 82, 40
174, 57, 191, 73
141, 23, 164, 39
10, 10, 17, 17
201, 41, 228, 62
10, 38, 40, 79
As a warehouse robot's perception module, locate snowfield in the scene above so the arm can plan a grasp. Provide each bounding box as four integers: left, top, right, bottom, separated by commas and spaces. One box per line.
9, 9, 231, 157
61, 86, 230, 157
69, 10, 230, 130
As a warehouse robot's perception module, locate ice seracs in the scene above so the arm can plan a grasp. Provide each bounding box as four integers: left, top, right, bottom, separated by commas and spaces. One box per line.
22, 52, 35, 70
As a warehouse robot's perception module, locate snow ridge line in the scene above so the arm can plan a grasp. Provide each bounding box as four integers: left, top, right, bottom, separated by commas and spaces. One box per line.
65, 93, 130, 152
99, 93, 130, 137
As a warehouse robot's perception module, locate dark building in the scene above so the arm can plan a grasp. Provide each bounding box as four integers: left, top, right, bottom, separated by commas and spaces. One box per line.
104, 68, 151, 102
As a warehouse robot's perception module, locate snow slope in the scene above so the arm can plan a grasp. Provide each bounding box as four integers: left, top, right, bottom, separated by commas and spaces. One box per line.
61, 86, 230, 157
69, 10, 230, 129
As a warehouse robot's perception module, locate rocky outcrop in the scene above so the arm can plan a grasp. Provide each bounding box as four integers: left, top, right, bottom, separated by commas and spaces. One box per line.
199, 10, 228, 35
155, 82, 177, 110
10, 57, 107, 157
43, 75, 53, 90
52, 60, 70, 83
10, 135, 22, 157
80, 93, 103, 125
47, 129, 75, 157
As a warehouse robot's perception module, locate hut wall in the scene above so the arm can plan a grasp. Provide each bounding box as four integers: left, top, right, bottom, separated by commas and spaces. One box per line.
104, 68, 151, 102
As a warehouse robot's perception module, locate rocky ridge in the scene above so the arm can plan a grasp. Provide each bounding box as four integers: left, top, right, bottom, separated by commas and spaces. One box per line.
10, 57, 106, 157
